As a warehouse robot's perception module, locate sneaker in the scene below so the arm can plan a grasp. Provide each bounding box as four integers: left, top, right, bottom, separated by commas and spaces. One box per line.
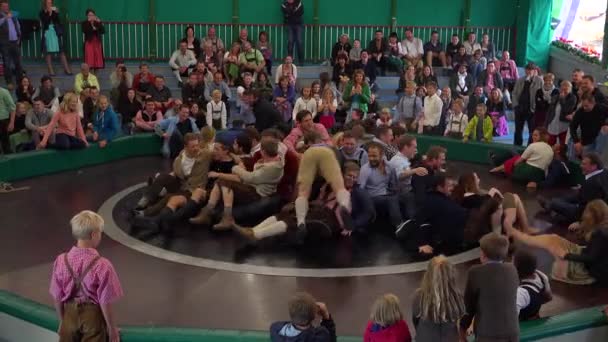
395, 219, 417, 241
135, 196, 150, 210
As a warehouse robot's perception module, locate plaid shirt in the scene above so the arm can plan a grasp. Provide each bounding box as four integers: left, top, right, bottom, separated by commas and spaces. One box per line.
50, 247, 123, 305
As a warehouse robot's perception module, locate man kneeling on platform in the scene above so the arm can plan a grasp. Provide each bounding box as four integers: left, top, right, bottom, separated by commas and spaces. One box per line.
50, 210, 123, 342
190, 140, 284, 230
234, 161, 374, 243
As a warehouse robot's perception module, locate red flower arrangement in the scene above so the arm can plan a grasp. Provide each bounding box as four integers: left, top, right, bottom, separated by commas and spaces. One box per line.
553, 37, 601, 64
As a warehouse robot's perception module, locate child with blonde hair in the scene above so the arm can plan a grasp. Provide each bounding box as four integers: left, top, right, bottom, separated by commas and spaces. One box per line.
206, 89, 227, 130
364, 293, 411, 342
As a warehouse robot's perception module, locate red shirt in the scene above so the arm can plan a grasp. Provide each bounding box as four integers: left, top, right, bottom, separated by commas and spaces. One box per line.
364, 320, 412, 342
50, 247, 123, 305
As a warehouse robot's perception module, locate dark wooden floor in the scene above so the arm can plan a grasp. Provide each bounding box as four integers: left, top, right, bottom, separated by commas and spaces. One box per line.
1, 156, 607, 335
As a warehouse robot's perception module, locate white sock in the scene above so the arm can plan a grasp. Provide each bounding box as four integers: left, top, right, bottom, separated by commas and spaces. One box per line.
254, 216, 278, 230
295, 197, 309, 226
253, 221, 288, 239
335, 189, 352, 212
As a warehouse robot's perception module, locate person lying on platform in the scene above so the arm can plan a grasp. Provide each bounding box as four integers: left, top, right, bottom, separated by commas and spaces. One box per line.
154, 104, 200, 159
462, 103, 493, 143
132, 133, 212, 239
233, 161, 374, 243
190, 140, 284, 230
508, 199, 608, 286
50, 210, 123, 342
270, 292, 336, 342
489, 127, 554, 188
89, 95, 120, 149
538, 152, 608, 224
513, 249, 553, 321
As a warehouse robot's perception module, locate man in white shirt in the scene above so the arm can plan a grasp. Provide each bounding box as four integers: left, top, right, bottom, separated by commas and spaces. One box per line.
169, 41, 197, 87
463, 32, 486, 68
401, 27, 424, 69
421, 82, 443, 135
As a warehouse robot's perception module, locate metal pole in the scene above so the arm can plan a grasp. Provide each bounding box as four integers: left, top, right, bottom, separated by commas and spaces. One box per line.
602, 0, 608, 69
313, 0, 319, 62
390, 0, 397, 31
232, 0, 240, 43
463, 0, 472, 34
148, 0, 157, 61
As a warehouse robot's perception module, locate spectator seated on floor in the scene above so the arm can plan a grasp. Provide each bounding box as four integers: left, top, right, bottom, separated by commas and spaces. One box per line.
359, 142, 407, 235
32, 75, 61, 109
480, 33, 496, 62
109, 61, 132, 107
132, 133, 212, 237
424, 30, 447, 67
338, 130, 369, 167
293, 86, 318, 123
412, 256, 465, 342
244, 89, 284, 133
349, 39, 362, 63
385, 32, 404, 73
463, 32, 485, 66
182, 73, 205, 107
190, 140, 283, 231
354, 50, 378, 91
444, 99, 468, 139
466, 86, 487, 116
332, 54, 352, 91
50, 210, 123, 342
411, 146, 447, 204
89, 95, 120, 149
343, 69, 372, 120
155, 104, 200, 159
463, 103, 493, 143
538, 152, 608, 224
545, 80, 576, 146
169, 40, 197, 87
394, 81, 422, 132
477, 61, 503, 96
509, 199, 608, 287
401, 27, 424, 70
570, 93, 608, 158
205, 71, 232, 104
234, 161, 373, 242
26, 97, 54, 148
450, 46, 470, 71
415, 65, 438, 90
468, 50, 484, 81
39, 93, 88, 150
331, 33, 352, 66
200, 42, 219, 68
239, 41, 265, 78
368, 30, 388, 76
370, 125, 398, 160
147, 76, 174, 112
499, 51, 519, 103
134, 99, 163, 133
191, 61, 213, 86
223, 42, 242, 86
273, 76, 296, 124
421, 82, 443, 135
16, 76, 35, 105
376, 108, 393, 127
117, 89, 142, 134
74, 63, 99, 96
133, 63, 156, 100
82, 86, 100, 130
284, 110, 332, 155
270, 292, 336, 342
364, 293, 412, 342
460, 233, 520, 342
513, 249, 553, 321
490, 128, 554, 188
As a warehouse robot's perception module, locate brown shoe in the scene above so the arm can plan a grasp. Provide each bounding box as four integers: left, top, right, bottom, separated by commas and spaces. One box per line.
233, 224, 258, 243
213, 214, 235, 231
189, 207, 213, 226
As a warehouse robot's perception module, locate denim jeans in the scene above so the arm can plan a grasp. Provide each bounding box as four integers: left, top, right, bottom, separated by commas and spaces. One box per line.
371, 195, 403, 229
548, 193, 579, 222
287, 24, 303, 63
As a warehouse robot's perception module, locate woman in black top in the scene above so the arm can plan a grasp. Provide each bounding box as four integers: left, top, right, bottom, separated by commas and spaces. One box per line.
40, 0, 72, 75
16, 76, 35, 104
332, 54, 352, 91
117, 89, 142, 130
416, 65, 438, 87
184, 26, 201, 59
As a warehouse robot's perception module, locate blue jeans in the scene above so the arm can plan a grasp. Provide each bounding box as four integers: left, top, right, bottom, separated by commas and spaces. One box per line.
371, 195, 403, 229
398, 191, 417, 220
548, 193, 579, 222
287, 24, 303, 62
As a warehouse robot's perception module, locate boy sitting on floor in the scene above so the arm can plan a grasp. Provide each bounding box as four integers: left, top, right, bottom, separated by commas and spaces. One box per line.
514, 249, 553, 321
270, 292, 336, 342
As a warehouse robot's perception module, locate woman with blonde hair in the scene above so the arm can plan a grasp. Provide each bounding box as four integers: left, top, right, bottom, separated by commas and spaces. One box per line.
508, 199, 608, 286
364, 293, 411, 342
39, 92, 88, 150
317, 87, 338, 129
332, 131, 344, 148
199, 126, 216, 151
343, 69, 371, 118
412, 255, 465, 342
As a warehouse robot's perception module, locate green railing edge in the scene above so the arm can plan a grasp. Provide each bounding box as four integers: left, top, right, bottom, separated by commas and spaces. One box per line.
1, 289, 606, 341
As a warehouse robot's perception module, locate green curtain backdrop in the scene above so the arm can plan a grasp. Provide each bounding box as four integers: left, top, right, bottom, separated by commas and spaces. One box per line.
516, 0, 553, 69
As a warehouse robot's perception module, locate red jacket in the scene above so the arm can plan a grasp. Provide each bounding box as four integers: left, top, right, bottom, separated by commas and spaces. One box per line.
363, 320, 411, 342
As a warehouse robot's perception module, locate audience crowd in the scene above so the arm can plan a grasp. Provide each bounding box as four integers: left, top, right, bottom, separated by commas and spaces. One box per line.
3, 1, 607, 341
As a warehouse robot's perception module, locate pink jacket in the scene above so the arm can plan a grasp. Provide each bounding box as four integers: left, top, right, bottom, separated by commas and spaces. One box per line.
283, 123, 332, 153
499, 59, 519, 81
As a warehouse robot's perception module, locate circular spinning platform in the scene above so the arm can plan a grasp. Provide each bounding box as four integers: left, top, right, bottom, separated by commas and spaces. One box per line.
100, 183, 480, 277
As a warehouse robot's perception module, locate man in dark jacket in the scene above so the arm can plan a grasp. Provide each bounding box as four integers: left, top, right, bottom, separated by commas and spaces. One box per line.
281, 0, 304, 64
270, 292, 336, 342
540, 152, 608, 222
244, 89, 284, 133
330, 34, 351, 66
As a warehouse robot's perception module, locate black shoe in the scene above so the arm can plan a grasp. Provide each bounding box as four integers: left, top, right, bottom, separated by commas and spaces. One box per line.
135, 196, 150, 210
338, 206, 354, 231
395, 219, 418, 241
295, 223, 308, 244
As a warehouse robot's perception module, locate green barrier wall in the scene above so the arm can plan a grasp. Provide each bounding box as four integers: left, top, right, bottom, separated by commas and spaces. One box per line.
0, 134, 521, 182
1, 290, 606, 342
